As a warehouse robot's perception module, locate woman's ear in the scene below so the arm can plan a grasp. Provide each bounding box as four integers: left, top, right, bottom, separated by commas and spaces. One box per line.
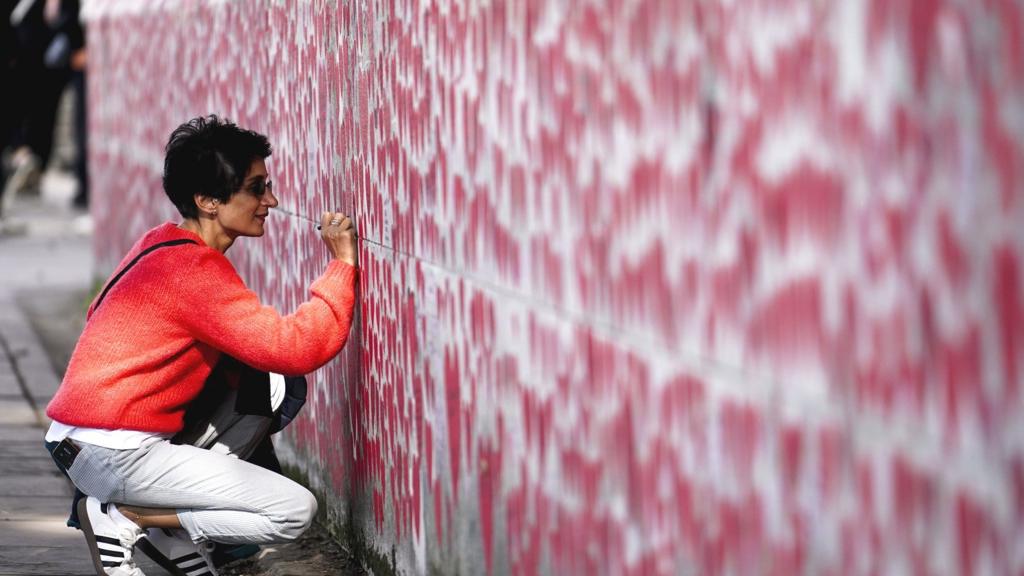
194, 195, 220, 217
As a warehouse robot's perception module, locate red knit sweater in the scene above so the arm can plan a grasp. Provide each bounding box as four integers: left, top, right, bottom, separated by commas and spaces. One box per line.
46, 222, 357, 433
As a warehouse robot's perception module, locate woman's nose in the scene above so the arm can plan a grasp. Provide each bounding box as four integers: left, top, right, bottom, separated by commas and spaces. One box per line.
264, 190, 279, 208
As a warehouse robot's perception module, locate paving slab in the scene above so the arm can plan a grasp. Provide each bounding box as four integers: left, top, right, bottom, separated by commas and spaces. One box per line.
0, 425, 45, 443
0, 474, 73, 498
0, 521, 92, 576
0, 496, 72, 520
0, 457, 59, 475
0, 436, 49, 451
0, 295, 63, 406
14, 285, 87, 382
0, 519, 85, 547
0, 371, 19, 396
0, 399, 40, 427
0, 549, 93, 576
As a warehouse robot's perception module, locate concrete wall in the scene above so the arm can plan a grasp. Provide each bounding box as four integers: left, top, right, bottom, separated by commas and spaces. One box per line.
84, 1, 1024, 574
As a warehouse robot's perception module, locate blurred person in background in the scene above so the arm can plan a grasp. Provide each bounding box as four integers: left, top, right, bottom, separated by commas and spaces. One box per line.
43, 116, 359, 576
0, 5, 18, 200
2, 0, 85, 215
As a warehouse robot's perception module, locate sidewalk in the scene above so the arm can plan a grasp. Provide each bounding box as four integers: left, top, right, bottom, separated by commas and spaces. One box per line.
0, 174, 360, 576
0, 173, 95, 575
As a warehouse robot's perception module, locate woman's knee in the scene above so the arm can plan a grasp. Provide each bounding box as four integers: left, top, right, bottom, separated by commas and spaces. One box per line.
273, 486, 317, 542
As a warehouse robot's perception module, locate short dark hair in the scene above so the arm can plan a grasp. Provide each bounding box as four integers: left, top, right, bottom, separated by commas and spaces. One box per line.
162, 115, 272, 219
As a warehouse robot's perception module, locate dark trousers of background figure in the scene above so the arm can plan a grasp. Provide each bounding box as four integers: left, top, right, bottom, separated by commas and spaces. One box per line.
0, 62, 67, 219
46, 385, 288, 535
13, 64, 68, 169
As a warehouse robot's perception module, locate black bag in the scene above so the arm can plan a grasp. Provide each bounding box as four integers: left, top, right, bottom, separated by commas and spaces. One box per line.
186, 354, 307, 435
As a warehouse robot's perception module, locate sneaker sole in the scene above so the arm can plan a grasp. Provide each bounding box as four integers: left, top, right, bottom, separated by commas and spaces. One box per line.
136, 537, 188, 576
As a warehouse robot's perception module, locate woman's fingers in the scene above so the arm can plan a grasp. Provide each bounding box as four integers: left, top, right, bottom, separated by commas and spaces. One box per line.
319, 212, 353, 231
318, 212, 358, 266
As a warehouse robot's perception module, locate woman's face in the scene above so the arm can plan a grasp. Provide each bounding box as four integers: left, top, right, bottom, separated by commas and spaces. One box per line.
217, 158, 278, 238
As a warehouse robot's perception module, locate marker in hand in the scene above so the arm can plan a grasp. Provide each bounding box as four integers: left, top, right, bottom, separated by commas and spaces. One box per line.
319, 211, 358, 265
315, 224, 358, 235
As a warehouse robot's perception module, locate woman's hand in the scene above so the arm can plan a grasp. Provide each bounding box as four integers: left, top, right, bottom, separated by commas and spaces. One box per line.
320, 212, 357, 266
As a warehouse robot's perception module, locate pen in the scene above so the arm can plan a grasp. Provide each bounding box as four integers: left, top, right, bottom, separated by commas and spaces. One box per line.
316, 224, 358, 236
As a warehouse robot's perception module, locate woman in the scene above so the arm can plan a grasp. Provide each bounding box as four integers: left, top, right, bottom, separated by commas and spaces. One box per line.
43, 115, 357, 576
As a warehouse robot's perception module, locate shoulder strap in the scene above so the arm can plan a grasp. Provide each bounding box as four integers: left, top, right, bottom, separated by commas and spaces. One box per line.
93, 239, 198, 311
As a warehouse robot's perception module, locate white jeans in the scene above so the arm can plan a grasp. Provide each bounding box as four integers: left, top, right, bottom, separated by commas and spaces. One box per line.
63, 390, 317, 545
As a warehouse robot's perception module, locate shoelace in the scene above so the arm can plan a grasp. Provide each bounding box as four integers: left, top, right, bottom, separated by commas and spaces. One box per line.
117, 528, 142, 567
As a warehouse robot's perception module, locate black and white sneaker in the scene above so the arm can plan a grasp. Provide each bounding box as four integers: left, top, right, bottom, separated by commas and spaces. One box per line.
77, 496, 147, 576
136, 528, 219, 576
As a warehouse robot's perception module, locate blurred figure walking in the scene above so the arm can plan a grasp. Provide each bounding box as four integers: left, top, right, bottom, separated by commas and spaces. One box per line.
2, 0, 86, 217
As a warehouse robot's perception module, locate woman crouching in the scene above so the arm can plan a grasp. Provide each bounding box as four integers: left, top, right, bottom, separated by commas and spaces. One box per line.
44, 115, 357, 576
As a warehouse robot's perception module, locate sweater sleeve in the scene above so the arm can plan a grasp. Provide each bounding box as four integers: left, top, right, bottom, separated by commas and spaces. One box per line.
177, 250, 357, 376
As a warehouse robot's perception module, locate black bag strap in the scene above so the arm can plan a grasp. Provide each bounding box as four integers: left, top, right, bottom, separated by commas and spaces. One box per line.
93, 239, 198, 311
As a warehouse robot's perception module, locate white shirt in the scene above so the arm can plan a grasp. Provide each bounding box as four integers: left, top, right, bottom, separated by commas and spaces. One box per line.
45, 420, 169, 450
45, 372, 287, 449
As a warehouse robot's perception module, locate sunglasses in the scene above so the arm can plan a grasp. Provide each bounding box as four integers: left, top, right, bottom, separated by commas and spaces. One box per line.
246, 178, 274, 197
